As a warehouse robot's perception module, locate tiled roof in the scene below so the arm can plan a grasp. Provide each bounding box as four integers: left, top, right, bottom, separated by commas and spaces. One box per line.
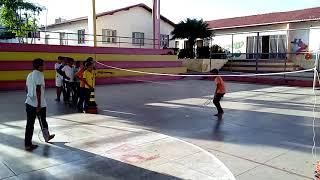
207, 7, 320, 30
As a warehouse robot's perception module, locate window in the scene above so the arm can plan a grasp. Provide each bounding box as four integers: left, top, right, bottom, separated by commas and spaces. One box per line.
45, 35, 50, 45
246, 35, 287, 59
27, 31, 40, 38
132, 32, 144, 46
160, 34, 169, 48
175, 41, 179, 48
196, 40, 204, 48
102, 29, 117, 44
78, 29, 85, 44
246, 36, 261, 59
59, 32, 67, 45
203, 38, 211, 47
269, 35, 287, 59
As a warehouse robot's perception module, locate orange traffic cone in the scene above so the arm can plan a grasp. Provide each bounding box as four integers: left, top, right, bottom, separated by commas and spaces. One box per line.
86, 90, 98, 114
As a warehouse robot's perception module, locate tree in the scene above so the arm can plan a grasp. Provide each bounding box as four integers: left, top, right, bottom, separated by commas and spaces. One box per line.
0, 26, 15, 39
0, 0, 43, 43
171, 18, 212, 50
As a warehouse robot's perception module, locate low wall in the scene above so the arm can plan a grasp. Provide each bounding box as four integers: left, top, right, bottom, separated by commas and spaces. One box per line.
0, 43, 187, 91
182, 59, 228, 72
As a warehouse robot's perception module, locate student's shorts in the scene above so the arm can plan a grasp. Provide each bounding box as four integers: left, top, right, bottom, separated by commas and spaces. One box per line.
55, 77, 63, 87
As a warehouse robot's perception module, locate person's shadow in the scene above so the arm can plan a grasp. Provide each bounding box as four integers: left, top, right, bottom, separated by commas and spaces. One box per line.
214, 114, 223, 133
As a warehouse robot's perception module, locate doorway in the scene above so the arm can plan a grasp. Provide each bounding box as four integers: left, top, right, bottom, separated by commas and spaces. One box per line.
261, 36, 270, 59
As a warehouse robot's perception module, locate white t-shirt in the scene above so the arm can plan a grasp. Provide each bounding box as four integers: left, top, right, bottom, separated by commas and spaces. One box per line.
25, 70, 47, 107
54, 63, 63, 81
62, 65, 74, 82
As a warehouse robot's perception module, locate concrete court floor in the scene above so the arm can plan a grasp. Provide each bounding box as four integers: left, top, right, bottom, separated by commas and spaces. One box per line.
0, 79, 319, 180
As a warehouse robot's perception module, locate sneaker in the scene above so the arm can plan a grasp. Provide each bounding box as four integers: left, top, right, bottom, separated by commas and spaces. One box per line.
45, 134, 55, 143
55, 98, 60, 102
25, 144, 38, 151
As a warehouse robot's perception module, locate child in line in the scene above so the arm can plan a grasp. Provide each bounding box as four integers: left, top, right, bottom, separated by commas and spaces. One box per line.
75, 60, 88, 112
60, 57, 69, 102
54, 56, 64, 102
82, 61, 96, 112
73, 61, 81, 105
62, 58, 75, 103
211, 69, 226, 117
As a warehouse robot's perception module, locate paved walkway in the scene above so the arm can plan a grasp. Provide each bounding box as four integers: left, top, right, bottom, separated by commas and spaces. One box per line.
0, 80, 319, 179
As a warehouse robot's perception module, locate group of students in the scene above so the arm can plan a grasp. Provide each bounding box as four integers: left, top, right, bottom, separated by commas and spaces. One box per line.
24, 57, 98, 151
55, 56, 96, 112
24, 57, 225, 151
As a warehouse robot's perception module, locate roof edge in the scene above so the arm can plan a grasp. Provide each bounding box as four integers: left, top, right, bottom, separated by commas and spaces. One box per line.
46, 3, 175, 28
209, 18, 320, 30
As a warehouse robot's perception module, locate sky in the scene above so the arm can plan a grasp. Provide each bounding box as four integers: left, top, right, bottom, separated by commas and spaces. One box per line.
29, 0, 320, 26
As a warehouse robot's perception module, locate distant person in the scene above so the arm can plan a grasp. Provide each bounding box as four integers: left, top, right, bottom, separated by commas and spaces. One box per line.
211, 69, 226, 117
58, 56, 69, 102
75, 60, 88, 112
86, 57, 96, 70
54, 56, 64, 102
74, 61, 81, 77
83, 61, 96, 112
25, 58, 55, 151
62, 58, 74, 103
72, 61, 81, 105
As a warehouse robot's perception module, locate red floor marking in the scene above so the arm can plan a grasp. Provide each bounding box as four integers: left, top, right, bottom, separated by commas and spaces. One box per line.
121, 154, 160, 164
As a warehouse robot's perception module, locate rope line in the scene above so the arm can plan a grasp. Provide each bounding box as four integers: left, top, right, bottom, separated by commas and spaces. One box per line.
312, 69, 320, 159
95, 60, 314, 77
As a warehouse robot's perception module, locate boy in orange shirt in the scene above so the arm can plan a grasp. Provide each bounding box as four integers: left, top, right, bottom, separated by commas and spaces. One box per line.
75, 61, 87, 112
211, 69, 226, 117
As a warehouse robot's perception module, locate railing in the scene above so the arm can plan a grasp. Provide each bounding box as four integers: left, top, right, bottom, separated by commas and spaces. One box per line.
207, 52, 317, 81
0, 28, 174, 49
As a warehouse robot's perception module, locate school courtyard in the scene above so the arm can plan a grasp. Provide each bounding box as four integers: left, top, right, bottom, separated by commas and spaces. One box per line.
0, 79, 318, 180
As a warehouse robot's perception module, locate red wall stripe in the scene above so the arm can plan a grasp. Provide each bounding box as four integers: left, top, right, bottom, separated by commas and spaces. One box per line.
0, 61, 183, 71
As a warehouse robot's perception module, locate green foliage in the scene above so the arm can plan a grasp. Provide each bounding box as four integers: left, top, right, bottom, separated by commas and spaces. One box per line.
178, 48, 194, 59
197, 46, 210, 59
0, 0, 43, 42
0, 27, 15, 39
211, 44, 226, 59
171, 18, 212, 49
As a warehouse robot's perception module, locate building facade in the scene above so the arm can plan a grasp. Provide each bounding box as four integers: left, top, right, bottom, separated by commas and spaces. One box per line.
177, 7, 320, 69
39, 4, 175, 48
208, 7, 320, 66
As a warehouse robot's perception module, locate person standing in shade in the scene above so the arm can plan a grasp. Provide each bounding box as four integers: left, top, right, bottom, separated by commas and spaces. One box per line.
54, 56, 64, 102
75, 61, 87, 112
71, 61, 81, 105
25, 58, 55, 151
211, 69, 226, 117
62, 58, 75, 104
82, 61, 96, 112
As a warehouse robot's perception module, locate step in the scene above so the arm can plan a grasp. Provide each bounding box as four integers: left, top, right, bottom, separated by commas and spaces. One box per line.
222, 66, 296, 73
224, 64, 296, 68
225, 62, 295, 67
226, 59, 289, 63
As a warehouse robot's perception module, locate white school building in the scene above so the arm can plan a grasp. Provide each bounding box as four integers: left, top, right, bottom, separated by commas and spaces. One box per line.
39, 3, 176, 49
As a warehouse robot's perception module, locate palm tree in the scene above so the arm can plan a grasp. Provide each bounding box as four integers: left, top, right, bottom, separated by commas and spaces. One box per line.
171, 18, 212, 50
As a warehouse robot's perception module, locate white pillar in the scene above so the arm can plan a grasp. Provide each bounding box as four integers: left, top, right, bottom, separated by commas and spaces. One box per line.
153, 0, 160, 49
88, 0, 97, 47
